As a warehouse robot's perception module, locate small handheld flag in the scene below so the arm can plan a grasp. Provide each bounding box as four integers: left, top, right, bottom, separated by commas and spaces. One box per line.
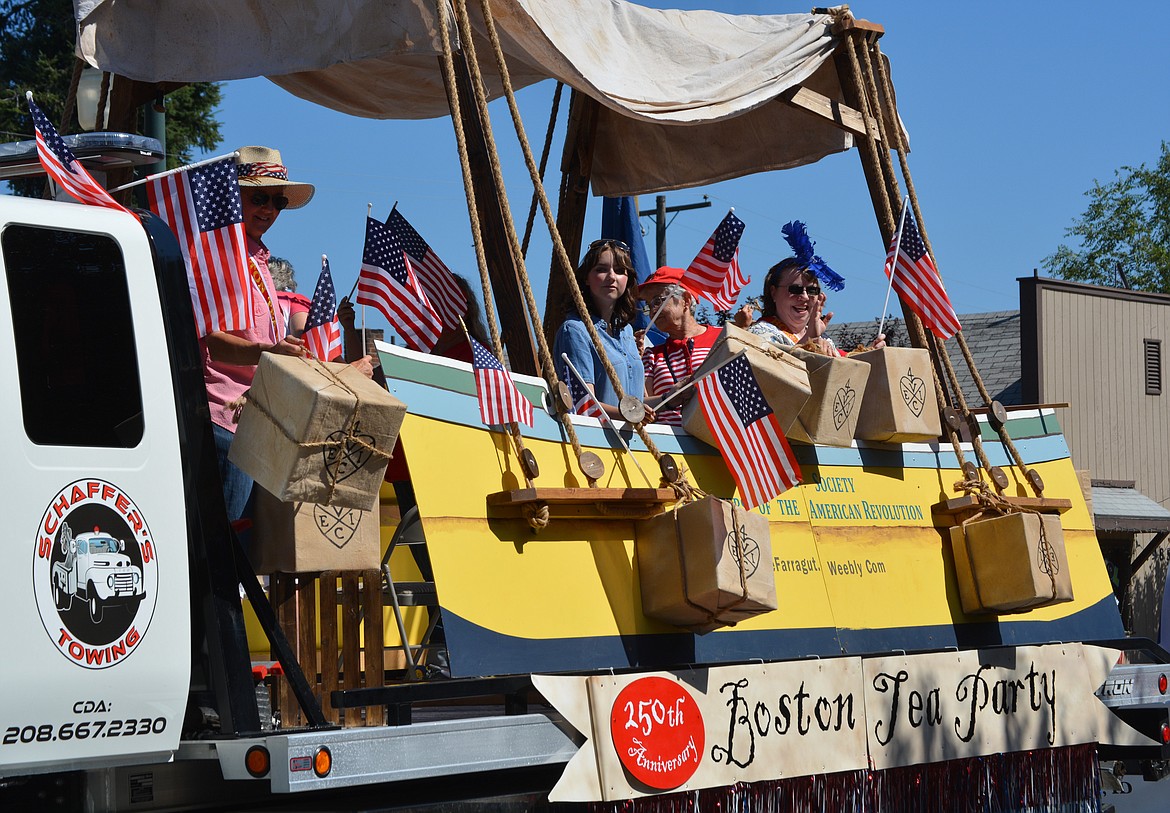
356, 216, 443, 352
386, 209, 468, 329
560, 355, 604, 419
146, 156, 252, 336
470, 337, 533, 427
683, 210, 749, 310
696, 353, 801, 510
303, 255, 343, 362
27, 93, 129, 214
883, 204, 961, 339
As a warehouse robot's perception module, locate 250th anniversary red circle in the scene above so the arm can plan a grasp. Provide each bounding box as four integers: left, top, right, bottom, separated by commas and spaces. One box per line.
610, 676, 704, 789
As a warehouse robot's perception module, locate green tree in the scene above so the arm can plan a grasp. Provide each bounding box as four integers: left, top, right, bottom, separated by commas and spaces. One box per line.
1042, 142, 1170, 292
0, 0, 222, 191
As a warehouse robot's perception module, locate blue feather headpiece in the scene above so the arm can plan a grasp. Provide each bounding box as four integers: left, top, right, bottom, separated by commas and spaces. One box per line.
780, 221, 845, 292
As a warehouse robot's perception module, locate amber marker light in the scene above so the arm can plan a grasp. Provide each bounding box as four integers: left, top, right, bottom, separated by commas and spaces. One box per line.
313, 746, 332, 777
244, 745, 270, 778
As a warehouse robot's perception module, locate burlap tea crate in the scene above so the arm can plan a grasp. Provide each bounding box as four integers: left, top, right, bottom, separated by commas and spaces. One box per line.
229, 355, 406, 510
948, 512, 1073, 614
851, 347, 942, 443
250, 486, 381, 574
682, 324, 810, 445
784, 347, 870, 447
635, 496, 777, 633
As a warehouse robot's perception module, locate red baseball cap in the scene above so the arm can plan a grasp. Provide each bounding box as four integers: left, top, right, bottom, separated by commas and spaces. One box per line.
640, 266, 699, 298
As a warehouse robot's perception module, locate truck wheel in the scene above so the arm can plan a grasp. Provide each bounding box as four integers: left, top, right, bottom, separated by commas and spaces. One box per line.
88, 586, 103, 623
54, 579, 70, 611
124, 596, 142, 617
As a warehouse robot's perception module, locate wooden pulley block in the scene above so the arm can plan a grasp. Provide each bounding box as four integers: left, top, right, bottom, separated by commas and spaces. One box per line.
578, 451, 605, 480
942, 407, 963, 432
988, 400, 1008, 429
554, 382, 573, 412
1025, 468, 1045, 494
618, 396, 646, 424
989, 466, 1010, 490
520, 448, 540, 480
961, 461, 980, 483
658, 453, 680, 484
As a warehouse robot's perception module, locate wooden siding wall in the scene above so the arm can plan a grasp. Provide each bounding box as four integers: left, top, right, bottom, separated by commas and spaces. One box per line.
1036, 283, 1170, 505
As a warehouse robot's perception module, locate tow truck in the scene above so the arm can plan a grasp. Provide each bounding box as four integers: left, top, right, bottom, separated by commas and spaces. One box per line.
2, 3, 1170, 811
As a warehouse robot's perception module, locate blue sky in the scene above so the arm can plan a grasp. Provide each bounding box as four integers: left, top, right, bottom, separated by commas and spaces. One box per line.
206, 1, 1170, 335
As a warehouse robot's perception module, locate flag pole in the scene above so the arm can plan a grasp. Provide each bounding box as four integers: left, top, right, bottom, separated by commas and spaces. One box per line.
654, 348, 748, 411
877, 199, 910, 343
108, 151, 241, 193
345, 203, 376, 302
560, 353, 654, 488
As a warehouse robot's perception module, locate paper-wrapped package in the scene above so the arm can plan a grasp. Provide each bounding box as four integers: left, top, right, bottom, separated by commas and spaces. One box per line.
250, 486, 381, 574
784, 347, 870, 447
229, 355, 406, 510
635, 497, 777, 633
949, 512, 1073, 614
851, 347, 942, 443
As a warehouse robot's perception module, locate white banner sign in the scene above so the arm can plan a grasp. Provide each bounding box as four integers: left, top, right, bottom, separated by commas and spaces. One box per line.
535, 644, 1152, 803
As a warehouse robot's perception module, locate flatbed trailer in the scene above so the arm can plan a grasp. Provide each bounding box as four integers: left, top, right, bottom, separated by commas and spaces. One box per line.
1, 2, 1167, 810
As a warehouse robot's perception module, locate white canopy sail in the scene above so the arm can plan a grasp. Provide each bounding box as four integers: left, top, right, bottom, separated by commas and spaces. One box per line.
75, 0, 861, 195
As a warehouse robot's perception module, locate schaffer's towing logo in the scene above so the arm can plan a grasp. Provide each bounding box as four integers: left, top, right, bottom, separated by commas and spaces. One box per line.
32, 479, 159, 669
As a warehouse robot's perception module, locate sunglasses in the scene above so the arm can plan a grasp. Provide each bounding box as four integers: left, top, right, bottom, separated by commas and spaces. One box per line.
588, 238, 631, 254
786, 283, 821, 297
248, 191, 290, 211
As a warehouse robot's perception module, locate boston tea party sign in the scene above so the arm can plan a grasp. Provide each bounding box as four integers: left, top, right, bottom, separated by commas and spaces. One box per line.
534, 644, 1152, 802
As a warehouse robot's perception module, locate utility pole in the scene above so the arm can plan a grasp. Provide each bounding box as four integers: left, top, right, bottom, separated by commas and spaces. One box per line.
639, 195, 712, 268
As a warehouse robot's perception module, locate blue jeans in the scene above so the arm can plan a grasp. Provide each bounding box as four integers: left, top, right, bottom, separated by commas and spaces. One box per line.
212, 422, 254, 523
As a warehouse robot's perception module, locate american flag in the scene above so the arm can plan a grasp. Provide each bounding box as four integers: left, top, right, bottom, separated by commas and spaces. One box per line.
303, 255, 343, 362
470, 337, 533, 427
147, 157, 252, 336
885, 207, 961, 339
27, 95, 129, 214
561, 357, 604, 419
696, 353, 800, 510
386, 209, 468, 329
683, 211, 749, 311
356, 216, 443, 352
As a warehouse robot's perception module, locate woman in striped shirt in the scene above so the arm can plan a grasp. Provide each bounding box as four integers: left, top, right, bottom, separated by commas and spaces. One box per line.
638, 267, 721, 425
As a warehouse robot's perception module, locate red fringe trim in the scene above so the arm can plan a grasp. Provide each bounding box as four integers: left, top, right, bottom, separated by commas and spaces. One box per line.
585, 744, 1100, 813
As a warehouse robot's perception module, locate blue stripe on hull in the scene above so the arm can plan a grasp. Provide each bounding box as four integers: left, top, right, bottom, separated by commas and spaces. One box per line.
386, 374, 1072, 472
440, 595, 1123, 678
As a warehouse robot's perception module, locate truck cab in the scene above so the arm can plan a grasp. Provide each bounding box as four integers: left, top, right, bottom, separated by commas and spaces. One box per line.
0, 195, 196, 777
51, 524, 145, 622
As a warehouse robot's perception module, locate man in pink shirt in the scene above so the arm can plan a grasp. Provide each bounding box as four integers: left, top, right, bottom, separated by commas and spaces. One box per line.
202, 146, 316, 521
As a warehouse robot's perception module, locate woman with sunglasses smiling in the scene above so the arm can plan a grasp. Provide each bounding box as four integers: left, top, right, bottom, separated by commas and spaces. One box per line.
746, 221, 884, 356
553, 238, 653, 421
748, 259, 841, 355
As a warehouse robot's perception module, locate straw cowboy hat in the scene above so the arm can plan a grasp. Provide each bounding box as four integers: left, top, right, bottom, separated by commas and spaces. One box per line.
234, 146, 315, 210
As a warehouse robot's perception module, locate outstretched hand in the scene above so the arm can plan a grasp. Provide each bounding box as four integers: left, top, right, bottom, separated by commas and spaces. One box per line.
732, 303, 756, 328
270, 335, 306, 357
337, 297, 356, 331
349, 354, 375, 379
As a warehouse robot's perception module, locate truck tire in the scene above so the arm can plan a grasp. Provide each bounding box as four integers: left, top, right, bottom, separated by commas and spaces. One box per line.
88, 585, 103, 623
53, 578, 70, 611
124, 596, 142, 617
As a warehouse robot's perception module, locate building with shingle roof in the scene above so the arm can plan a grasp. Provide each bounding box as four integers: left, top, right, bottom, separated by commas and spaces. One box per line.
832, 310, 1022, 407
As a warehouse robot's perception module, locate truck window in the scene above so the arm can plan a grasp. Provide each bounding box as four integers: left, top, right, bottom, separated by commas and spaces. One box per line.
2, 224, 144, 447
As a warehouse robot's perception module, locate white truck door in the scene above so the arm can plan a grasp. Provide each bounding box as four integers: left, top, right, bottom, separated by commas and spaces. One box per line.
0, 197, 190, 776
